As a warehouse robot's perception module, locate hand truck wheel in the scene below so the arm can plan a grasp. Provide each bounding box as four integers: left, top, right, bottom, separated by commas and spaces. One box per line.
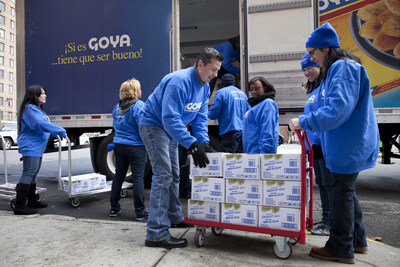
120, 189, 128, 198
194, 227, 206, 247
10, 199, 16, 210
272, 241, 292, 259
70, 198, 80, 208
211, 227, 223, 236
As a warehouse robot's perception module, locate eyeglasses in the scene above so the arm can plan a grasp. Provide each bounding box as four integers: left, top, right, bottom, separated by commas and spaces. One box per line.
309, 48, 317, 57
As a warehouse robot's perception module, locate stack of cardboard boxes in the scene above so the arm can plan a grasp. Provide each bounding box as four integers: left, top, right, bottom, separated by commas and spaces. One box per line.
188, 150, 306, 232
60, 173, 107, 194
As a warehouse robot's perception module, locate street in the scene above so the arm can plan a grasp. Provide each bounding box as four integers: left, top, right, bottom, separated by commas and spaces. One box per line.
1, 147, 400, 248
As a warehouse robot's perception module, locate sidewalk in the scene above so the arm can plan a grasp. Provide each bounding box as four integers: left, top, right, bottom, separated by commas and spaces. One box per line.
0, 211, 399, 266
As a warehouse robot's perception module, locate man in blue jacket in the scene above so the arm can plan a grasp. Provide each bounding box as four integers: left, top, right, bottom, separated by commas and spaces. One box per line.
139, 47, 224, 249
208, 73, 249, 152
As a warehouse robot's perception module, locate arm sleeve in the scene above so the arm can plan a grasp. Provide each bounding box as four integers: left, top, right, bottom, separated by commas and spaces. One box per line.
258, 102, 278, 154
24, 105, 66, 137
207, 92, 222, 120
192, 94, 210, 145
299, 62, 360, 133
221, 46, 240, 74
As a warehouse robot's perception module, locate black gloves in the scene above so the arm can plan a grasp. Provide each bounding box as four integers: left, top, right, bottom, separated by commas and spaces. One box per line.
203, 142, 217, 152
188, 141, 209, 168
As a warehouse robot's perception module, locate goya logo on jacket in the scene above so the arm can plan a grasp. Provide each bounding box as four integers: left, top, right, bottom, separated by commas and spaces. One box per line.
185, 102, 203, 112
306, 95, 316, 105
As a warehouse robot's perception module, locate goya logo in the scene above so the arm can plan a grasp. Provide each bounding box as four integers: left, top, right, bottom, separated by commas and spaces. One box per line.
88, 34, 131, 51
306, 95, 316, 105
185, 102, 203, 112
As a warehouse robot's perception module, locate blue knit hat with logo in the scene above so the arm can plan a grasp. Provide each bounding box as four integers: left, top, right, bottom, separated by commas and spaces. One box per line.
306, 22, 340, 48
301, 52, 320, 70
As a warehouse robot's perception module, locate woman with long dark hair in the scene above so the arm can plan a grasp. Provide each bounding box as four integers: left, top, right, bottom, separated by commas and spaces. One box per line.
290, 22, 379, 264
15, 85, 66, 215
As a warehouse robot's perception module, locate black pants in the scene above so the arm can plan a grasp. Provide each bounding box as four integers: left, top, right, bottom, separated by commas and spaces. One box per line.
178, 145, 191, 198
220, 131, 243, 153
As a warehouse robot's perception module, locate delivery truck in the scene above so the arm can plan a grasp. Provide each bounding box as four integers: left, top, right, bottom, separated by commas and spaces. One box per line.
16, 0, 400, 183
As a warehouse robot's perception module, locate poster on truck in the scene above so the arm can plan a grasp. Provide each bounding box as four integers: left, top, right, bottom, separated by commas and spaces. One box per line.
319, 0, 400, 108
25, 0, 172, 115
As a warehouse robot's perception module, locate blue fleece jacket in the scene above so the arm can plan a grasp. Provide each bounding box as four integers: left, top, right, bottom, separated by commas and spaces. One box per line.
243, 98, 279, 154
208, 86, 249, 135
113, 100, 144, 146
139, 67, 210, 149
214, 41, 240, 74
299, 59, 379, 174
303, 81, 324, 147
17, 104, 66, 157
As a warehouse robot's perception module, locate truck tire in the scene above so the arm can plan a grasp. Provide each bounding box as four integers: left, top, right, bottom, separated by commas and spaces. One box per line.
1, 137, 13, 150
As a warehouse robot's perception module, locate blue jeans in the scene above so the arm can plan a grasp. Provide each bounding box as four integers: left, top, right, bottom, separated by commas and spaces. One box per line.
19, 156, 42, 185
139, 125, 183, 242
314, 157, 333, 227
325, 172, 367, 259
110, 144, 146, 216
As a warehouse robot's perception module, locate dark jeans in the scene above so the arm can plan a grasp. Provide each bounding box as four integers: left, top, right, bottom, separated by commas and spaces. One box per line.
314, 157, 333, 227
178, 145, 191, 198
110, 144, 146, 216
19, 156, 42, 185
325, 172, 367, 259
220, 131, 243, 153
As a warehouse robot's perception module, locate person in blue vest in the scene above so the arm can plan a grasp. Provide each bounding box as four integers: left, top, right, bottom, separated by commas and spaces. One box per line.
139, 47, 224, 249
208, 73, 249, 152
301, 52, 332, 236
243, 77, 279, 154
290, 22, 380, 264
109, 78, 148, 221
15, 85, 67, 215
209, 35, 240, 94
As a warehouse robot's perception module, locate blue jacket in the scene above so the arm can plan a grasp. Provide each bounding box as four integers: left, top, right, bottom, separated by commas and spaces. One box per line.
208, 86, 249, 135
214, 41, 240, 74
243, 98, 279, 154
113, 100, 144, 146
303, 81, 324, 147
139, 67, 210, 149
299, 59, 379, 174
17, 104, 66, 157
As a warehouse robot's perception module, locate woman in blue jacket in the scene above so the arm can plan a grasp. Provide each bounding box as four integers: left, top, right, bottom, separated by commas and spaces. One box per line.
301, 52, 332, 236
243, 77, 279, 154
290, 22, 379, 264
15, 85, 67, 215
109, 78, 148, 221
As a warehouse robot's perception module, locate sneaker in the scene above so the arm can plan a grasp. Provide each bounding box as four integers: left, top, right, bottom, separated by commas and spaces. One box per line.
311, 224, 330, 236
109, 209, 122, 217
135, 210, 149, 221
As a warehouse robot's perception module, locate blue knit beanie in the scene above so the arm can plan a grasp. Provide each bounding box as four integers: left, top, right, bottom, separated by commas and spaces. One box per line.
221, 73, 236, 87
306, 22, 340, 48
301, 52, 319, 70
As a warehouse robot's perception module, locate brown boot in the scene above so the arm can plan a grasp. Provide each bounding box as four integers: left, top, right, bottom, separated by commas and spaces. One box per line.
310, 247, 355, 264
14, 184, 38, 215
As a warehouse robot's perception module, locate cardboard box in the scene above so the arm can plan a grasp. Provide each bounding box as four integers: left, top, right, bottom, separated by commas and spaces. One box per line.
221, 203, 258, 227
223, 153, 260, 179
187, 200, 221, 222
262, 180, 301, 208
225, 179, 262, 205
258, 205, 300, 231
260, 153, 301, 180
191, 177, 225, 202
60, 173, 106, 194
190, 153, 223, 177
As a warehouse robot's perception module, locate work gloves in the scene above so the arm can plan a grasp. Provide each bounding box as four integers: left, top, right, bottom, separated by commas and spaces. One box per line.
188, 141, 209, 168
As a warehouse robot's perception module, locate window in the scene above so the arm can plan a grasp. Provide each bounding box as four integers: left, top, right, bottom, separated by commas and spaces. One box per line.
0, 70, 4, 79
10, 0, 15, 4
0, 97, 2, 106
7, 98, 12, 107
7, 112, 12, 120
9, 59, 13, 68
8, 72, 13, 81
9, 45, 14, 55
9, 33, 14, 42
0, 42, 4, 52
0, 29, 4, 39
10, 7, 15, 17
0, 83, 3, 92
0, 2, 5, 12
0, 15, 4, 25
0, 56, 3, 65
8, 84, 12, 94
10, 20, 14, 29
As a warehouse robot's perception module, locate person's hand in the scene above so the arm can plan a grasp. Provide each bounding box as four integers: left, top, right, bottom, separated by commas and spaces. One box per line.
188, 141, 209, 168
203, 142, 217, 152
289, 118, 302, 130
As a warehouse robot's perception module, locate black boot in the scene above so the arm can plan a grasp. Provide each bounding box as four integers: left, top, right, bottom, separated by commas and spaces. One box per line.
14, 184, 38, 215
27, 183, 47, 209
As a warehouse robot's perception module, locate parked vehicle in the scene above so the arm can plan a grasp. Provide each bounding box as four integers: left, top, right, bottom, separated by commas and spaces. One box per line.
0, 124, 17, 150
17, 0, 400, 183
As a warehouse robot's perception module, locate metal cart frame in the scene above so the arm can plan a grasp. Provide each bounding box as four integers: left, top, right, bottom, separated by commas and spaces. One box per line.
58, 136, 133, 207
0, 135, 47, 209
184, 129, 314, 259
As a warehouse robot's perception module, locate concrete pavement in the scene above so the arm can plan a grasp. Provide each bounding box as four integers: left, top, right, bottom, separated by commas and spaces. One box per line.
0, 211, 399, 266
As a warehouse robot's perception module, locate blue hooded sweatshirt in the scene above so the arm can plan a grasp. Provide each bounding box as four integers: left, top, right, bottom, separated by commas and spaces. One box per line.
243, 98, 279, 154
299, 59, 379, 174
303, 81, 324, 147
17, 104, 66, 157
214, 41, 240, 74
208, 86, 250, 135
113, 99, 144, 146
139, 67, 210, 149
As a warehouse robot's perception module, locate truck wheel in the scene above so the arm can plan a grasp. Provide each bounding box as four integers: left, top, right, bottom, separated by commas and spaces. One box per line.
96, 133, 132, 181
